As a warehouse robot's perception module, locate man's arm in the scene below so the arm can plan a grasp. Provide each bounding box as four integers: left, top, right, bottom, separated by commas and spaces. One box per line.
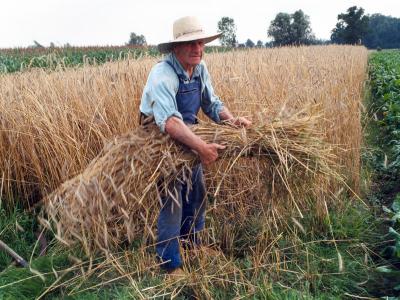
165, 117, 225, 165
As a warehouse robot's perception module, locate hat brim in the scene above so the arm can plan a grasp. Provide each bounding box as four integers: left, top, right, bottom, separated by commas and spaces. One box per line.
158, 32, 222, 54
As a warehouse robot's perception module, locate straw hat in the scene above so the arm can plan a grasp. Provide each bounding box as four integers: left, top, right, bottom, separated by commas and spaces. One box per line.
158, 16, 221, 53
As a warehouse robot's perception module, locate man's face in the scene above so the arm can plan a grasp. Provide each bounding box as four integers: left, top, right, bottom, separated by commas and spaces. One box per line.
173, 40, 205, 69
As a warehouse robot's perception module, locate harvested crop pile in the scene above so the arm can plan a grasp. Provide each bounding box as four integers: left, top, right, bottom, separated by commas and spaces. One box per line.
42, 108, 339, 256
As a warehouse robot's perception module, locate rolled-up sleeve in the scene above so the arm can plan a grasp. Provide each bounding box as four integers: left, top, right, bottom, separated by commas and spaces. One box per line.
140, 66, 183, 132
200, 62, 224, 123
151, 79, 183, 132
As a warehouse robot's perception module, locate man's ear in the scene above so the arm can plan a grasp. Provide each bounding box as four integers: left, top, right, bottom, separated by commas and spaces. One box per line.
172, 43, 180, 52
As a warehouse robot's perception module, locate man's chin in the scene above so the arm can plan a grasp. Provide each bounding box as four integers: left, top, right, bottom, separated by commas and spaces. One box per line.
190, 58, 201, 65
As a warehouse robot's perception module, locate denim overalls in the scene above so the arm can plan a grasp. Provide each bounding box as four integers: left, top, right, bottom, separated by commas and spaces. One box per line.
156, 60, 206, 271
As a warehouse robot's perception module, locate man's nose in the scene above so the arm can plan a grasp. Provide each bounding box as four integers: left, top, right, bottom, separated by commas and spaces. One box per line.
191, 42, 203, 51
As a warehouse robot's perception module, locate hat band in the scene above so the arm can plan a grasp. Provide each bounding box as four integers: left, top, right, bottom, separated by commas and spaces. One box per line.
175, 29, 204, 39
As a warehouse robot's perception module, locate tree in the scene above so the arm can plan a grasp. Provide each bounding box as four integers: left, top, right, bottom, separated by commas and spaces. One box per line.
33, 40, 44, 48
265, 41, 274, 48
256, 40, 264, 47
217, 17, 237, 47
245, 39, 255, 48
331, 6, 369, 44
291, 10, 314, 44
364, 14, 400, 49
268, 10, 315, 46
268, 13, 292, 46
127, 32, 146, 46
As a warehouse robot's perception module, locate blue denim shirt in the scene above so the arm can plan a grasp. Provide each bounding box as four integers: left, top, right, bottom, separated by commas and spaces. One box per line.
139, 53, 224, 132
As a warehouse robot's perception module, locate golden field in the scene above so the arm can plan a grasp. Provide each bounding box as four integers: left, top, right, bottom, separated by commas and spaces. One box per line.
0, 45, 369, 297
0, 45, 367, 205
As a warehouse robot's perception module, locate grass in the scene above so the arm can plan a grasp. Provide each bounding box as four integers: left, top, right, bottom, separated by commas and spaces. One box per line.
0, 205, 39, 270
0, 199, 389, 299
0, 202, 68, 299
261, 204, 384, 297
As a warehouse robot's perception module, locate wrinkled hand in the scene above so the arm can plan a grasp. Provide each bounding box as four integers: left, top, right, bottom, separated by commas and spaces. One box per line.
229, 117, 252, 128
198, 143, 226, 166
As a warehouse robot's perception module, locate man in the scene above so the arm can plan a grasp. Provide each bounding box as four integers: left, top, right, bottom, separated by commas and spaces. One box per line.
140, 16, 251, 275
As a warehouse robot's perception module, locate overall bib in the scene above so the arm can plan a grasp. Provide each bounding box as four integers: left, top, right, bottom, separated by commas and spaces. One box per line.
156, 61, 206, 271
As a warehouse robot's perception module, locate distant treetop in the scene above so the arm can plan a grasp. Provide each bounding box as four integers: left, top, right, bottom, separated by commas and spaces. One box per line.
127, 32, 146, 46
267, 10, 315, 46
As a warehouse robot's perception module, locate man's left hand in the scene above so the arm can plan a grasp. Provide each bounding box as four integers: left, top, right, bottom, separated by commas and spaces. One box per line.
230, 117, 252, 128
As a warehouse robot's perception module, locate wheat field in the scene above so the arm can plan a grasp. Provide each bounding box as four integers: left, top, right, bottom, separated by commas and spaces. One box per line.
0, 45, 368, 297
0, 46, 366, 205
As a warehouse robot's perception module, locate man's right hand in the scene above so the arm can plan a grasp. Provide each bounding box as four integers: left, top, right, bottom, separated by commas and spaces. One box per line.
165, 117, 226, 166
197, 143, 226, 166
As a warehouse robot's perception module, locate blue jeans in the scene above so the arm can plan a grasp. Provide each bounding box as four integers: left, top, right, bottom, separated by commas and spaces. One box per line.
156, 164, 206, 271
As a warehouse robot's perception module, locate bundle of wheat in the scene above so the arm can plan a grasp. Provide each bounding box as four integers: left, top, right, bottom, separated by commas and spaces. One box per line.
42, 108, 339, 256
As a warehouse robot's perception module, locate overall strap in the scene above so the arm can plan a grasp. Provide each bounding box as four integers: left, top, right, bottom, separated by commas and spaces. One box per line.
164, 60, 187, 81
163, 60, 202, 125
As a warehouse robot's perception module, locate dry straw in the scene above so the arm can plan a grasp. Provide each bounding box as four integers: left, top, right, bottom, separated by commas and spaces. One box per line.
0, 46, 367, 209
42, 107, 339, 256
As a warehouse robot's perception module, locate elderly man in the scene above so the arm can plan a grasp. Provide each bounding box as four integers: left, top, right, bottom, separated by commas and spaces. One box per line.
140, 16, 251, 275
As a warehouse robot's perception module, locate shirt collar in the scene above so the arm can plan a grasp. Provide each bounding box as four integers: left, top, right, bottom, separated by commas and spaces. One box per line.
165, 53, 201, 79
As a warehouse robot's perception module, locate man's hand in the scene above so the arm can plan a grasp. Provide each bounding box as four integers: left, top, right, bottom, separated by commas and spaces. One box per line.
197, 143, 226, 166
229, 117, 252, 128
219, 107, 252, 128
165, 117, 225, 166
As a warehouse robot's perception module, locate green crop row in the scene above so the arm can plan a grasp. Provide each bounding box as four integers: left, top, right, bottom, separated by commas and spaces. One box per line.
369, 50, 400, 170
0, 45, 232, 74
0, 46, 159, 73
368, 50, 400, 295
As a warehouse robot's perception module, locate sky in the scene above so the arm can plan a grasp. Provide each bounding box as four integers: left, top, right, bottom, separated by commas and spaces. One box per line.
1, 0, 399, 48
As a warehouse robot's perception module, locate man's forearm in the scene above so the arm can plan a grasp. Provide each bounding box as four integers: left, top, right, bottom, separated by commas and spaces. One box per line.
164, 117, 207, 153
218, 106, 234, 121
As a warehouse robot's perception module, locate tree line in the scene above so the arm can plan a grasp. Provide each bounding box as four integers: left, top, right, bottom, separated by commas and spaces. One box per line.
127, 6, 400, 49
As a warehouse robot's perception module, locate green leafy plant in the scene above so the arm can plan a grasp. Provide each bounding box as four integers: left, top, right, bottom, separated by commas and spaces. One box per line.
376, 195, 400, 293
366, 50, 400, 297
